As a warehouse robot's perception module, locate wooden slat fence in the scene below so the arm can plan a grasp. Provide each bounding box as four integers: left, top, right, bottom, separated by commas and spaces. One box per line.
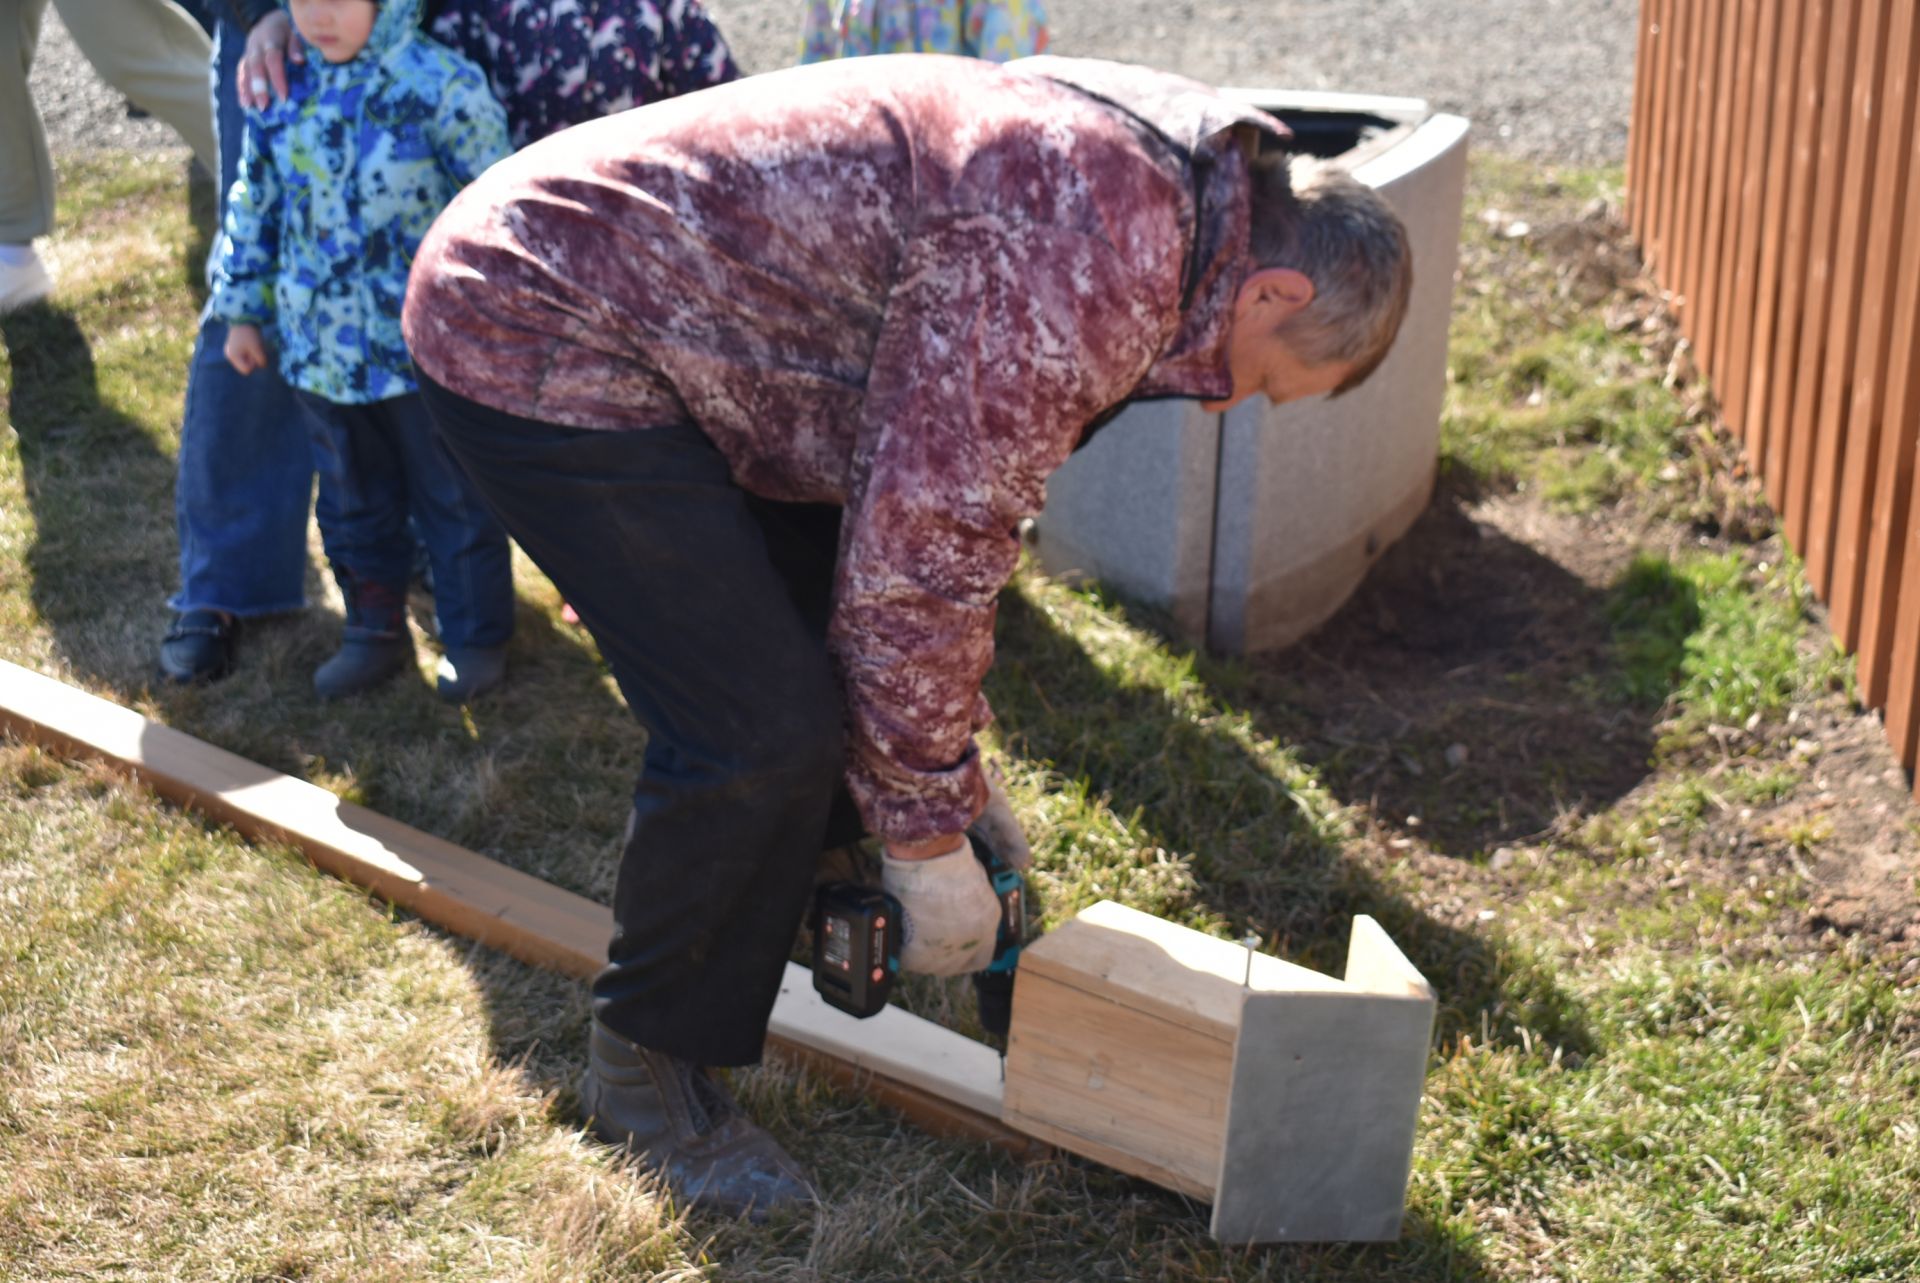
1629, 0, 1920, 792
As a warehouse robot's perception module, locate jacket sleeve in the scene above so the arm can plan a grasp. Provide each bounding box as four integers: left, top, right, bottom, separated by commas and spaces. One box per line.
833, 212, 1172, 841
431, 65, 512, 189
208, 115, 280, 327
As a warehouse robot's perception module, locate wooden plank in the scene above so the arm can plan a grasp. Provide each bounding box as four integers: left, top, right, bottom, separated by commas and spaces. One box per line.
1675, 0, 1729, 330
1803, 0, 1895, 601
1640, 0, 1679, 261
1782, 0, 1865, 553
1650, 0, 1694, 273
1628, 0, 1660, 239
1744, 0, 1811, 475
1868, 111, 1920, 764
1003, 971, 1230, 1199
0, 659, 1014, 1145
1766, 0, 1840, 518
1016, 899, 1343, 1041
1719, 0, 1787, 447
1694, 0, 1757, 375
1827, 0, 1920, 665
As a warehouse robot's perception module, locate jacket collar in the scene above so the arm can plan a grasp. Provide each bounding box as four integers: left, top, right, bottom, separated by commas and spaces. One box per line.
1012, 57, 1291, 403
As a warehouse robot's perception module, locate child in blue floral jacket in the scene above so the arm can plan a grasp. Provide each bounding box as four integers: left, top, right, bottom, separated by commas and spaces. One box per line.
212, 0, 513, 702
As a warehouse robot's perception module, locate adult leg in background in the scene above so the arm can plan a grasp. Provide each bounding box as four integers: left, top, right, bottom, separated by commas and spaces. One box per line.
161, 11, 314, 682
0, 0, 54, 312
49, 0, 215, 171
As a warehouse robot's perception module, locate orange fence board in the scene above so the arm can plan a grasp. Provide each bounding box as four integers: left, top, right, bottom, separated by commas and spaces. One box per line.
1805, 0, 1896, 606
1631, 0, 1920, 785
1744, 0, 1810, 474
1781, 0, 1864, 555
1720, 0, 1785, 446
1694, 0, 1754, 373
1868, 84, 1920, 760
1831, 0, 1920, 672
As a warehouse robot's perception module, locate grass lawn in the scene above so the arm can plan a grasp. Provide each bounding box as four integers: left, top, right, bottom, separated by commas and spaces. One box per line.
1, 152, 1916, 1281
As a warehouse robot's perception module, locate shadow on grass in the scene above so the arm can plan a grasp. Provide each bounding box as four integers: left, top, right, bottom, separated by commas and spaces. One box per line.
989, 578, 1596, 1064
1, 304, 182, 687
1251, 485, 1671, 860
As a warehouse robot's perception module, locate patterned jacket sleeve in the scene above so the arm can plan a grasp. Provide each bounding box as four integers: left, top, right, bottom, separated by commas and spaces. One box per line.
432, 63, 512, 188
208, 116, 281, 328
833, 211, 1168, 841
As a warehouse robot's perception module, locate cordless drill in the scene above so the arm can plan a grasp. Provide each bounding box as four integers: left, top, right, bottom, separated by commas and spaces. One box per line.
810, 831, 1028, 1038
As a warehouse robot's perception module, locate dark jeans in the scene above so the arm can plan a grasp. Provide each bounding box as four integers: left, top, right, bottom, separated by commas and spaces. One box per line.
417, 374, 863, 1066
297, 389, 513, 649
170, 16, 314, 619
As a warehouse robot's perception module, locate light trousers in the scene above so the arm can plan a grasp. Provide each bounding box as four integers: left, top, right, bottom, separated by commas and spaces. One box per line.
1, 0, 215, 242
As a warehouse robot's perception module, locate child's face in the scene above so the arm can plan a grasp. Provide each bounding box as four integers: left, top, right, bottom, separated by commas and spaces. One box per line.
290, 0, 378, 63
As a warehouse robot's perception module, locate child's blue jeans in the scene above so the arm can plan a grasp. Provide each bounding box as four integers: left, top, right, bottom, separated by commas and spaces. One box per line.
296, 389, 513, 650
168, 14, 315, 619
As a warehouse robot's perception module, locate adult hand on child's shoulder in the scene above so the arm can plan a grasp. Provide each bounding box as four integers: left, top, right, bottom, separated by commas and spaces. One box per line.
225, 324, 269, 376
237, 10, 302, 111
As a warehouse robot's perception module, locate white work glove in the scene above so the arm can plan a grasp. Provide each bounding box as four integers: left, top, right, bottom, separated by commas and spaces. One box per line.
881, 838, 1001, 976
970, 768, 1033, 871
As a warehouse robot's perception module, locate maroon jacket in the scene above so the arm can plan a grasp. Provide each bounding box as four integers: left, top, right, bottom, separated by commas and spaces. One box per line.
404, 55, 1287, 841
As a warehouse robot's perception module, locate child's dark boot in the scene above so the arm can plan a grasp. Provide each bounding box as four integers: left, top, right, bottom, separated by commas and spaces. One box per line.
315, 575, 412, 701
435, 644, 508, 703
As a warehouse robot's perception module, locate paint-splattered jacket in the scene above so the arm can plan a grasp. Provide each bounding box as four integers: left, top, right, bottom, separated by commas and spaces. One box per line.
210, 0, 509, 403
404, 55, 1288, 839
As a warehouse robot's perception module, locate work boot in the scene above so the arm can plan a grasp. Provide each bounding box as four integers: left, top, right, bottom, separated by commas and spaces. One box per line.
579, 1022, 816, 1222
315, 573, 411, 700
435, 644, 508, 703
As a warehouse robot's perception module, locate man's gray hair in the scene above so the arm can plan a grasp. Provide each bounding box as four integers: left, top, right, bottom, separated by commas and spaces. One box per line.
1247, 152, 1413, 396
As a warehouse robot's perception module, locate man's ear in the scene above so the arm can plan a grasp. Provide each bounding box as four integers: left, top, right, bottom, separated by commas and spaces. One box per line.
1235, 267, 1316, 325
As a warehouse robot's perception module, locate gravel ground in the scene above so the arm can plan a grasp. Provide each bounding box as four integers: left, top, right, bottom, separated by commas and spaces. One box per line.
29, 0, 1635, 167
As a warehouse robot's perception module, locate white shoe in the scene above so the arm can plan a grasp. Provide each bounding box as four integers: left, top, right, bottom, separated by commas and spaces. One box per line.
0, 246, 53, 314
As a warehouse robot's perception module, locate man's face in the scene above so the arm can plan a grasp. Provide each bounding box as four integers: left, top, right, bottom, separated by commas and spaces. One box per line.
1200, 268, 1356, 412
291, 0, 378, 63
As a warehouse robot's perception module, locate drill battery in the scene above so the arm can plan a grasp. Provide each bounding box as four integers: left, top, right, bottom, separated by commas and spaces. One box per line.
810, 882, 903, 1019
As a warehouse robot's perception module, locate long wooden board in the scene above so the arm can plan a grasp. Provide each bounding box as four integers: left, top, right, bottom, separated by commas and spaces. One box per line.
0, 659, 1019, 1146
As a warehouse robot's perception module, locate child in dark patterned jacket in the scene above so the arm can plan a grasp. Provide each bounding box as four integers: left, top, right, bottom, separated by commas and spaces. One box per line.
212, 0, 514, 702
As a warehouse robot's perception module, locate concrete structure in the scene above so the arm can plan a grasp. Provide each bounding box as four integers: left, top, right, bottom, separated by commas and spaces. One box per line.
1033, 95, 1472, 654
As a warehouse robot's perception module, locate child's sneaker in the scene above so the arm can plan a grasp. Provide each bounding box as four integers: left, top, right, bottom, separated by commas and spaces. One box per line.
314, 637, 413, 700
435, 644, 507, 703
0, 244, 53, 314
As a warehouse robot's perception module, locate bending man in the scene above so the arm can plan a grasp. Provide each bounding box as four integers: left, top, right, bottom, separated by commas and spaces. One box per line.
402, 53, 1412, 1219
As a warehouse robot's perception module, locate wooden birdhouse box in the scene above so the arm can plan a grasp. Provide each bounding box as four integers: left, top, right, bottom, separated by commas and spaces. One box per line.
1002, 900, 1436, 1243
